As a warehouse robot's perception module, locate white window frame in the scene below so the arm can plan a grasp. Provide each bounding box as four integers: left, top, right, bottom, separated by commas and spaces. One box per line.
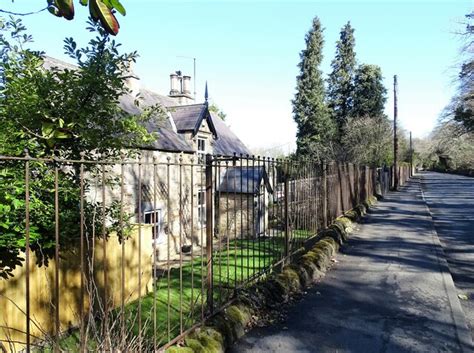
143, 209, 164, 244
197, 189, 206, 228
197, 137, 206, 163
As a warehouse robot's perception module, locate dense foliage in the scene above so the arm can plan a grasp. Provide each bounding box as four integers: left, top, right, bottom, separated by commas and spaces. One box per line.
0, 17, 161, 278
340, 117, 392, 166
293, 18, 394, 165
444, 12, 473, 133
415, 122, 474, 173
292, 17, 336, 161
351, 64, 387, 119
327, 22, 356, 137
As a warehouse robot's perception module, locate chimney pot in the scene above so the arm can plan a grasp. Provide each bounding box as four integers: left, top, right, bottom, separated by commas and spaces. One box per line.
170, 73, 180, 96
182, 75, 192, 96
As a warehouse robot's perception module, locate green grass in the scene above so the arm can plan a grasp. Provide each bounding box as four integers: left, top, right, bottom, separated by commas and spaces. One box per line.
124, 237, 286, 348
37, 229, 314, 351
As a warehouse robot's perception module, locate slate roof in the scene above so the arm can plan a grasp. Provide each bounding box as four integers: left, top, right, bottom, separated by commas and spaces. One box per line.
42, 56, 251, 156
170, 104, 206, 132
218, 167, 273, 194
118, 88, 195, 152
211, 112, 251, 156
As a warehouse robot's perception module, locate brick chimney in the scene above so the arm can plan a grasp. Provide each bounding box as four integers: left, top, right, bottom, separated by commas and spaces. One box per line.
169, 71, 194, 105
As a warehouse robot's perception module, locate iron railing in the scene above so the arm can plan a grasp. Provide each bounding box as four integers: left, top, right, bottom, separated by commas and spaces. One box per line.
0, 152, 410, 352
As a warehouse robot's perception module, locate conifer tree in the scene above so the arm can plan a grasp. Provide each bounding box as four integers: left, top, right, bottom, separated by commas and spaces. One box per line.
351, 64, 387, 118
292, 17, 336, 160
327, 22, 356, 136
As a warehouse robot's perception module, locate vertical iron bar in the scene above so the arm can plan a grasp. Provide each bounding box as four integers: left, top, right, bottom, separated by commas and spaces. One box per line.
284, 160, 290, 263
410, 131, 413, 177
167, 156, 171, 340
225, 160, 230, 292
79, 154, 85, 353
205, 154, 214, 314
120, 155, 125, 351
190, 156, 195, 319
179, 154, 184, 334
54, 162, 60, 353
321, 163, 327, 229
272, 158, 277, 265
24, 150, 31, 353
393, 74, 399, 190
246, 155, 250, 280
200, 155, 204, 323
233, 154, 238, 291
153, 156, 158, 352
101, 163, 109, 350
137, 157, 142, 351
239, 154, 243, 284
215, 159, 222, 305
252, 156, 257, 276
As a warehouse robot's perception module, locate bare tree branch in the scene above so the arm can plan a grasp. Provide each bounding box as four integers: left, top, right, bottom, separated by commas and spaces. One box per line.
0, 7, 47, 16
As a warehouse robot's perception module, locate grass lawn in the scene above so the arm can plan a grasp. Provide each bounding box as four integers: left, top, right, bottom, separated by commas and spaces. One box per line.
39, 229, 314, 351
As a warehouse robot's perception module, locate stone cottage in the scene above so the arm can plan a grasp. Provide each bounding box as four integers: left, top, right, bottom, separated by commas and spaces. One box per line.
44, 56, 277, 261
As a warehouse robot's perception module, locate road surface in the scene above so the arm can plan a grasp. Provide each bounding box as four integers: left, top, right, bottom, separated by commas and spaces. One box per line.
230, 177, 472, 353
421, 171, 474, 337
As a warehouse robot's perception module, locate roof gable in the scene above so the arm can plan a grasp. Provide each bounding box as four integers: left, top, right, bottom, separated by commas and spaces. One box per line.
169, 103, 217, 137
218, 166, 273, 194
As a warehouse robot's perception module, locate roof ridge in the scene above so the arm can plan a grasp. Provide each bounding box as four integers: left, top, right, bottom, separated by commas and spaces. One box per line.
168, 103, 205, 109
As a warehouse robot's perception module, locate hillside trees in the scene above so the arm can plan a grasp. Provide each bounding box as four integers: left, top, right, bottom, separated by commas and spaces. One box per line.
0, 18, 162, 277
415, 122, 473, 172
424, 11, 474, 174
444, 12, 473, 133
292, 16, 336, 161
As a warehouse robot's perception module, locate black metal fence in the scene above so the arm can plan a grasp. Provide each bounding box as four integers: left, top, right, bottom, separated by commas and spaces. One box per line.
0, 152, 410, 352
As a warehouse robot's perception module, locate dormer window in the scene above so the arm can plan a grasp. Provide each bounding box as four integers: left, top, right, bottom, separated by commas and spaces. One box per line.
197, 137, 206, 163
198, 138, 205, 152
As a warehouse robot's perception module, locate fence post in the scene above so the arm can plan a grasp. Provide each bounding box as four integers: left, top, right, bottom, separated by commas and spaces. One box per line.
205, 154, 214, 314
321, 162, 327, 228
284, 161, 290, 262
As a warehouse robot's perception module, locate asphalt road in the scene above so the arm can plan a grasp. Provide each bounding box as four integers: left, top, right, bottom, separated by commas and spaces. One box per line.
421, 171, 474, 337
230, 178, 472, 353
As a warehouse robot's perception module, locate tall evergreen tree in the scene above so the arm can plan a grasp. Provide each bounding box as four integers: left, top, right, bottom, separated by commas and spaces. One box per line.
292, 17, 336, 160
327, 21, 356, 136
351, 64, 387, 118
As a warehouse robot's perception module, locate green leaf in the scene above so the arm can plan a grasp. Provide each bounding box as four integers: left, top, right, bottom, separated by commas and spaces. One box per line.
12, 199, 23, 209
91, 0, 120, 35
89, 0, 100, 21
56, 0, 75, 20
110, 0, 126, 16
41, 122, 55, 139
80, 0, 88, 5
54, 129, 72, 139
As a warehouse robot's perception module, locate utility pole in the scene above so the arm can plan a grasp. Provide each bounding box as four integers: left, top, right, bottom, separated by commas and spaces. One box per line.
409, 131, 413, 177
177, 56, 197, 100
193, 57, 196, 100
393, 75, 398, 190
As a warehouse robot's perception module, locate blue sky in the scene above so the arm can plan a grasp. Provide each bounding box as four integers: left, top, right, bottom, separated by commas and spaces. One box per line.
2, 1, 471, 153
